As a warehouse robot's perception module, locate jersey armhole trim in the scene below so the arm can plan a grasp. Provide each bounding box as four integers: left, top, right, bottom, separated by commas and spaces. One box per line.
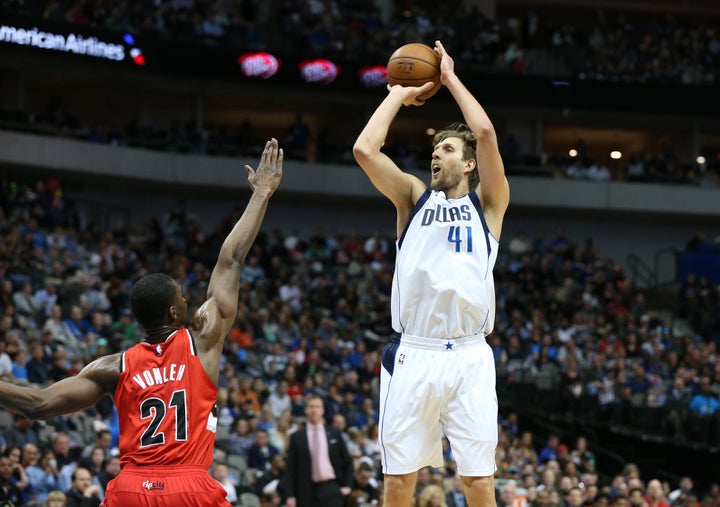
469, 192, 492, 257
186, 329, 198, 356
398, 188, 431, 250
119, 351, 126, 373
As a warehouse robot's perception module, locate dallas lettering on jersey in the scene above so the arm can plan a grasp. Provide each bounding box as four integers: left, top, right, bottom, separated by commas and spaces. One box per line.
132, 364, 186, 389
421, 204, 471, 226
0, 25, 125, 61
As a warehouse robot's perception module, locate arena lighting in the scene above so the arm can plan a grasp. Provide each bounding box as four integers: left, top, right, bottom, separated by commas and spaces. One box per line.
569, 149, 578, 157
610, 150, 622, 159
426, 128, 436, 136
358, 65, 387, 88
237, 52, 281, 79
696, 156, 706, 164
298, 59, 339, 84
0, 24, 125, 61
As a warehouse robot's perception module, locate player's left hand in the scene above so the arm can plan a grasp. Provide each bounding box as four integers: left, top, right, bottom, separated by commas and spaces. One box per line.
245, 138, 283, 194
435, 40, 455, 85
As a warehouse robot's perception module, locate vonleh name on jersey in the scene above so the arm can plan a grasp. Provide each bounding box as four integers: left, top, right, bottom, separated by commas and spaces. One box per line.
132, 364, 186, 389
421, 204, 472, 226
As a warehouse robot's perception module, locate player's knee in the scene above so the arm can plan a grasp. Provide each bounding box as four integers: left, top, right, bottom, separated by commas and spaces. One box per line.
461, 475, 495, 497
384, 473, 417, 494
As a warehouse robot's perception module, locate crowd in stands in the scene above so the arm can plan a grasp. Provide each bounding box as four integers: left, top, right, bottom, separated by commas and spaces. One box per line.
1, 174, 719, 506
2, 101, 718, 189
3, 2, 720, 183
550, 143, 718, 187
3, 0, 720, 83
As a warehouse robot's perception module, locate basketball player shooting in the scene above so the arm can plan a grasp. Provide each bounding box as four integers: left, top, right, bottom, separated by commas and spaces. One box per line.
353, 41, 510, 507
0, 139, 283, 507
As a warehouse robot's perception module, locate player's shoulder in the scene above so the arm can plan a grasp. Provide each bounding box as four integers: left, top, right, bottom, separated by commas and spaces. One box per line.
407, 174, 427, 195
80, 353, 122, 393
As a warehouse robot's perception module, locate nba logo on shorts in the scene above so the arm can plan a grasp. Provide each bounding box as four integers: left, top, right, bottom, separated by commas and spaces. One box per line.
398, 353, 406, 365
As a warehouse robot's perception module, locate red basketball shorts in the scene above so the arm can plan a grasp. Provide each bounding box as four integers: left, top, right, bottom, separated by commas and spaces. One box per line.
101, 465, 231, 507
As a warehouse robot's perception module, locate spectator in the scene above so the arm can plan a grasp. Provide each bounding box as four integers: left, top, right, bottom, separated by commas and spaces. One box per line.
47, 490, 68, 507
267, 380, 292, 419
81, 429, 114, 459
686, 376, 720, 440
26, 449, 60, 503
228, 417, 255, 458
0, 457, 22, 505
26, 341, 50, 385
212, 462, 239, 506
0, 340, 14, 382
255, 453, 286, 496
97, 455, 120, 492
3, 445, 32, 500
538, 434, 561, 464
34, 279, 60, 319
349, 459, 379, 505
645, 479, 670, 507
246, 429, 280, 472
65, 466, 101, 507
3, 414, 40, 448
688, 377, 720, 417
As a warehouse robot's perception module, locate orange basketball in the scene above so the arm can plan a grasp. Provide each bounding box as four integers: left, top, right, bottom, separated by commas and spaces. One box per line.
387, 43, 441, 101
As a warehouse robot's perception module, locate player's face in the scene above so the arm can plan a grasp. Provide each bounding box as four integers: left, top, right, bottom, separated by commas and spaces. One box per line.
430, 137, 467, 192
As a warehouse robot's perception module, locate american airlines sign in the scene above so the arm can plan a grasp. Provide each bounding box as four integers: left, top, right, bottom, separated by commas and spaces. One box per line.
0, 24, 125, 61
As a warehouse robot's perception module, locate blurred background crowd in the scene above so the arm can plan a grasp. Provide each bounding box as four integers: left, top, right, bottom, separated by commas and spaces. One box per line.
4, 0, 719, 84
1, 0, 720, 185
1, 0, 720, 506
0, 174, 718, 506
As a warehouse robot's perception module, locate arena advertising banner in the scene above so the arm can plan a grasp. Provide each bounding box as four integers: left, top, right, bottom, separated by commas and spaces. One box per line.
0, 16, 711, 113
0, 23, 128, 61
0, 17, 378, 89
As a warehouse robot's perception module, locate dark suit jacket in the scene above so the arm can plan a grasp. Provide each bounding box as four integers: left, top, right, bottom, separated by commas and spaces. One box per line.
282, 424, 353, 507
446, 490, 466, 507
246, 442, 280, 471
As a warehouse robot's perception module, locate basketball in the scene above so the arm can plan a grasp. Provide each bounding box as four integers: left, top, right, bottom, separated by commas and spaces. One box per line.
387, 43, 441, 100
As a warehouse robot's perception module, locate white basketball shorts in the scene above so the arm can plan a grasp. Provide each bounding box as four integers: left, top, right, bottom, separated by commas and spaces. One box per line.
378, 333, 498, 476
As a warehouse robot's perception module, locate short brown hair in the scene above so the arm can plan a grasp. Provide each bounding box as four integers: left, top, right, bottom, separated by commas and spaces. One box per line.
432, 122, 479, 191
47, 491, 67, 502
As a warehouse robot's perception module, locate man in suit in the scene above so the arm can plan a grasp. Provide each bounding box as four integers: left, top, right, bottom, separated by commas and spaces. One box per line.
247, 429, 280, 472
446, 475, 467, 507
284, 394, 353, 507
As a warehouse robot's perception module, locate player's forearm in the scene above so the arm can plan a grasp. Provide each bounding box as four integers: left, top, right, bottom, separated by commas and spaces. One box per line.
354, 89, 405, 156
218, 188, 273, 268
0, 382, 49, 420
444, 73, 496, 138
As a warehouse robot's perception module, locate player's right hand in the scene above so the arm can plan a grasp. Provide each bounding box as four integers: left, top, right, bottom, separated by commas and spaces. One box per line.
387, 81, 435, 107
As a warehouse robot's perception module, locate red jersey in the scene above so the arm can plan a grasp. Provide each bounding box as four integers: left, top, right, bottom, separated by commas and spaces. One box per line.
115, 328, 218, 468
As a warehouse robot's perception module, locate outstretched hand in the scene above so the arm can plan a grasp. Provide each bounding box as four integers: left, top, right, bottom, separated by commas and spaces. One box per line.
434, 40, 455, 85
244, 138, 283, 194
387, 81, 435, 107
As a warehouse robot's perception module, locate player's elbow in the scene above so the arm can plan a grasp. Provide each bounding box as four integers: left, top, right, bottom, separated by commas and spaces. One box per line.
352, 141, 373, 163
15, 393, 49, 421
473, 124, 496, 141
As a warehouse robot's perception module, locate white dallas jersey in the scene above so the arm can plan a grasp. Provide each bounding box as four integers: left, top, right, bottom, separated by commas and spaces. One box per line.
392, 189, 499, 339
